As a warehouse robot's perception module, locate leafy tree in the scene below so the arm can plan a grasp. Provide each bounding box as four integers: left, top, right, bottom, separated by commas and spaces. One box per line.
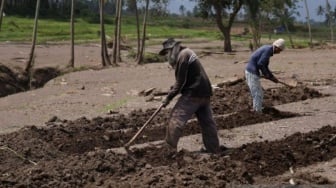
260, 0, 298, 48
194, 0, 243, 52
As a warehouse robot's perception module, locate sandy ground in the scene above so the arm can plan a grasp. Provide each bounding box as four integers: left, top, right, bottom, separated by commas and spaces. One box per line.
1, 40, 335, 133
0, 39, 336, 186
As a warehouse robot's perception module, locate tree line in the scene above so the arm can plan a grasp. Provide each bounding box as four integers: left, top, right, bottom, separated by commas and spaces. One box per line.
1, 0, 335, 50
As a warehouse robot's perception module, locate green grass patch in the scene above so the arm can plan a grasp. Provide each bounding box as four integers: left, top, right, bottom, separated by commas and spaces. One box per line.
101, 98, 128, 113
0, 15, 332, 46
0, 16, 219, 43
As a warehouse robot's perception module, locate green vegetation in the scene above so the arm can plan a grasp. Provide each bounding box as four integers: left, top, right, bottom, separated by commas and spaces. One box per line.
0, 15, 332, 48
102, 98, 129, 113
0, 16, 219, 43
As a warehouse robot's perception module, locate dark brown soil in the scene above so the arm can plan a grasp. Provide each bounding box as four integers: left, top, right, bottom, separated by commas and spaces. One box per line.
0, 77, 332, 187
0, 64, 60, 97
1, 41, 336, 187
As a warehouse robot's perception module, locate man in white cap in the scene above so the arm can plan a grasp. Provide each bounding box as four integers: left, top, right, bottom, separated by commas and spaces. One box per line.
245, 38, 285, 113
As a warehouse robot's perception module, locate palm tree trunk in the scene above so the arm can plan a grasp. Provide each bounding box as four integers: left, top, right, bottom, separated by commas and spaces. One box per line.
116, 0, 122, 62
68, 0, 75, 68
99, 0, 112, 66
100, 0, 106, 66
304, 0, 312, 46
112, 0, 122, 64
0, 0, 5, 31
246, 0, 261, 50
132, 0, 141, 60
326, 0, 334, 43
136, 0, 149, 64
25, 0, 40, 89
112, 0, 118, 64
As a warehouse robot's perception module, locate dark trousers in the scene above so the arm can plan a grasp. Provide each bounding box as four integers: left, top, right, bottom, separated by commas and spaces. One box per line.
165, 95, 220, 153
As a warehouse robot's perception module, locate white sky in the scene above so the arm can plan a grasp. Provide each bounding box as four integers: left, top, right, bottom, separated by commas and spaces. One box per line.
167, 0, 336, 22
167, 0, 196, 14
299, 0, 336, 22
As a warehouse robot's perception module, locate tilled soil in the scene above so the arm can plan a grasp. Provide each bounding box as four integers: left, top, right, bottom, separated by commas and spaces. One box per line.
1, 41, 336, 187
0, 80, 333, 187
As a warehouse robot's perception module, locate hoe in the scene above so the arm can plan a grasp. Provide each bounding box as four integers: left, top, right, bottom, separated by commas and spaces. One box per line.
124, 103, 164, 150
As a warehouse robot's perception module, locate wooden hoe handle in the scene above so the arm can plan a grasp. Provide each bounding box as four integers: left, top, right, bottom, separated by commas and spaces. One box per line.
124, 104, 164, 148
278, 80, 293, 88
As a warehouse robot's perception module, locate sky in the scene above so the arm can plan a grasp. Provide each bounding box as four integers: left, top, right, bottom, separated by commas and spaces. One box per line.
297, 0, 336, 22
167, 0, 195, 14
167, 0, 336, 22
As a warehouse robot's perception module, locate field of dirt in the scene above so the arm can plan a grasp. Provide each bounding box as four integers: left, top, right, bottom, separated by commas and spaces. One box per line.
0, 38, 336, 187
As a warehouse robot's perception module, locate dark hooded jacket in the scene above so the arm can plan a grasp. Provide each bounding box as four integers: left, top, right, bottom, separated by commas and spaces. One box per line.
166, 47, 213, 101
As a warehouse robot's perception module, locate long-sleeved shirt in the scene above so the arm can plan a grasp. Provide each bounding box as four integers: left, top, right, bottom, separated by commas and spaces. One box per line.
245, 45, 275, 79
166, 47, 213, 101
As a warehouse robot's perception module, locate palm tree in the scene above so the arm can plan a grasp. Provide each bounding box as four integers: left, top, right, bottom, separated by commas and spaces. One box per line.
317, 0, 334, 43
245, 0, 261, 50
281, 9, 294, 48
116, 0, 122, 62
68, 0, 75, 68
25, 0, 41, 89
99, 0, 112, 66
0, 0, 5, 31
136, 0, 149, 64
112, 0, 122, 64
127, 0, 141, 61
179, 5, 186, 16
326, 0, 334, 43
303, 0, 312, 46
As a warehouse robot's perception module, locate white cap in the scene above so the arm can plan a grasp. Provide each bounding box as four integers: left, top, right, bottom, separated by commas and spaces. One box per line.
273, 38, 285, 50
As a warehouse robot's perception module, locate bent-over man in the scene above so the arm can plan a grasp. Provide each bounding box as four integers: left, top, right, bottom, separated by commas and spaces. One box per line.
245, 38, 285, 112
159, 38, 220, 154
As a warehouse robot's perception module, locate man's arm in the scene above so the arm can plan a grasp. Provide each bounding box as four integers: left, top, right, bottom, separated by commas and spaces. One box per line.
162, 59, 189, 107
257, 51, 276, 81
166, 60, 189, 100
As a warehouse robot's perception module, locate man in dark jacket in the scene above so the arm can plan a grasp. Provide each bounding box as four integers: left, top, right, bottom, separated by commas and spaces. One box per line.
159, 38, 220, 154
245, 38, 285, 112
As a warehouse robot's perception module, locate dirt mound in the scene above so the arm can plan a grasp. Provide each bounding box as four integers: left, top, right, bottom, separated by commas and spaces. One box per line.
211, 79, 325, 114
0, 81, 330, 187
0, 125, 334, 187
0, 64, 60, 97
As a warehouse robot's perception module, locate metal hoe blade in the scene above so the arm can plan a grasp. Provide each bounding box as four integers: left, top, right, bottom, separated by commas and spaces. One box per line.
278, 79, 297, 88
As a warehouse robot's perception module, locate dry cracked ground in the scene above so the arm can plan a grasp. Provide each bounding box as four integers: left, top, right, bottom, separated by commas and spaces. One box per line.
0, 39, 336, 187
